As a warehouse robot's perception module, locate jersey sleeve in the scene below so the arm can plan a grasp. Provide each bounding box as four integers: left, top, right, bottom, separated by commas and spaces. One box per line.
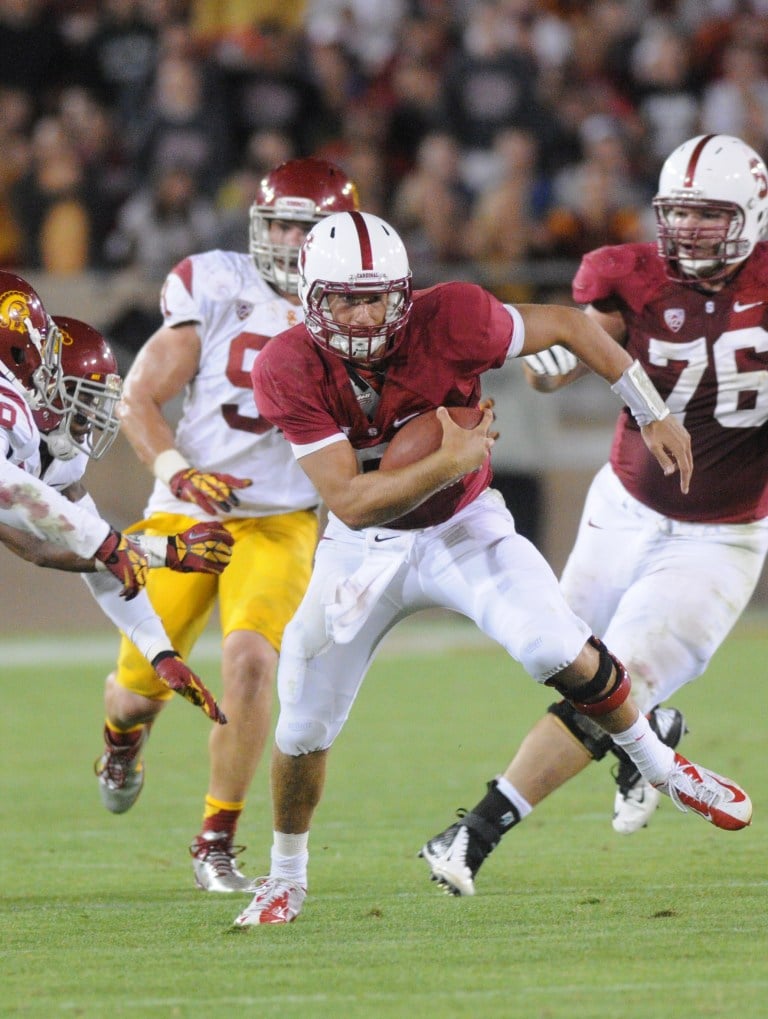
160, 257, 202, 326
0, 456, 110, 557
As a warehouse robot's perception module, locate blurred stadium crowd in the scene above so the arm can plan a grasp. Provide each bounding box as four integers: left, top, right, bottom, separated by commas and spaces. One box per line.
1, 0, 767, 293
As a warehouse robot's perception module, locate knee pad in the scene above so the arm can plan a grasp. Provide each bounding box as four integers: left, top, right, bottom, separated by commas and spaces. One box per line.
275, 715, 331, 756
547, 700, 614, 760
546, 635, 631, 718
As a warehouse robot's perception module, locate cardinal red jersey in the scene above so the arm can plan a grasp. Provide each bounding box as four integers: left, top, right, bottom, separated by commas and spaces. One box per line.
573, 242, 768, 523
252, 281, 515, 528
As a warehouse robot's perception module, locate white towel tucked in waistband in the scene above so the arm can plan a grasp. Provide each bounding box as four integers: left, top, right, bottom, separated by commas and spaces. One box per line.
325, 530, 414, 643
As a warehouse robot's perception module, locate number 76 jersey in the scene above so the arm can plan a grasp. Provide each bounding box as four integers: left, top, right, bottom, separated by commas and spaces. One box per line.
574, 242, 768, 524
146, 249, 318, 519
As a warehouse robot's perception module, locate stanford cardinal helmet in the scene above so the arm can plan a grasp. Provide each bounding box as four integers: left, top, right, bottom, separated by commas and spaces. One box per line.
654, 134, 768, 282
298, 211, 413, 365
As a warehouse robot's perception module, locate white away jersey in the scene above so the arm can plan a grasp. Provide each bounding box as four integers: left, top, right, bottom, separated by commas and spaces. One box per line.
145, 249, 318, 519
0, 369, 40, 474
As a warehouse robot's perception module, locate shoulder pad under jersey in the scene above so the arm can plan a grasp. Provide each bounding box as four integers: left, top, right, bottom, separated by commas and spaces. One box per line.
573, 245, 640, 305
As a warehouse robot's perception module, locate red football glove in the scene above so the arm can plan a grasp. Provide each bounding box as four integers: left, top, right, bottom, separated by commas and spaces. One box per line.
169, 468, 252, 515
166, 521, 234, 575
95, 528, 149, 601
152, 652, 227, 725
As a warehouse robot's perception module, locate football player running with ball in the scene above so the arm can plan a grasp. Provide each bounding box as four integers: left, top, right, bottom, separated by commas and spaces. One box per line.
0, 278, 228, 724
232, 207, 750, 927
421, 133, 768, 896
94, 159, 359, 893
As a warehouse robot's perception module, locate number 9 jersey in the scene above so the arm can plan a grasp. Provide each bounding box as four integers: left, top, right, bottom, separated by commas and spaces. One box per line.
145, 249, 319, 520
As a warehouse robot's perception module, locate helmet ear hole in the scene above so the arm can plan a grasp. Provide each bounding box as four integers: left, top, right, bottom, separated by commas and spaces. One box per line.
11, 345, 24, 365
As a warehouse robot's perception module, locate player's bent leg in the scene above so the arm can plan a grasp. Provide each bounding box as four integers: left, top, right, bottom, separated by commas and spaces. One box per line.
557, 639, 751, 832
96, 641, 172, 814
96, 670, 168, 813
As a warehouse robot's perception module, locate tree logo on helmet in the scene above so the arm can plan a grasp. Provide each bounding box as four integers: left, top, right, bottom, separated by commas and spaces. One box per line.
749, 158, 768, 199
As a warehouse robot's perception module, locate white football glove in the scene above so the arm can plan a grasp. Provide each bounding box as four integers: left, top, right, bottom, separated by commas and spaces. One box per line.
523, 345, 579, 377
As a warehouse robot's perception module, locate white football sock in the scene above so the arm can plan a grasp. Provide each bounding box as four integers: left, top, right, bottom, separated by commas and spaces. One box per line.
271, 831, 309, 885
495, 775, 533, 819
611, 714, 675, 785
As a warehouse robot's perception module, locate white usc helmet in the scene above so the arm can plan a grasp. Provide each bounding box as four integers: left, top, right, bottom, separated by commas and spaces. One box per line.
249, 157, 359, 294
654, 134, 768, 282
298, 211, 413, 365
34, 316, 122, 461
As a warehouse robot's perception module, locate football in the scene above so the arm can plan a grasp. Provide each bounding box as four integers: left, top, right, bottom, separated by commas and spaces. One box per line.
380, 406, 484, 471
378, 406, 485, 529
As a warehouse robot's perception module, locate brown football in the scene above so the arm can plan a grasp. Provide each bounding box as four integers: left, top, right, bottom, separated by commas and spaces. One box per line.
380, 406, 484, 471
378, 406, 485, 529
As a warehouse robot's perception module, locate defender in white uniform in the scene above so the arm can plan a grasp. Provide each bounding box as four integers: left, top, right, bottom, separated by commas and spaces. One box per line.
95, 158, 360, 892
0, 301, 230, 725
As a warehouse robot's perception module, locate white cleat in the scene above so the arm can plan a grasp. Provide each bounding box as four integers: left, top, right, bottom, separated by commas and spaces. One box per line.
612, 781, 662, 835
419, 822, 484, 897
233, 877, 307, 926
653, 753, 752, 831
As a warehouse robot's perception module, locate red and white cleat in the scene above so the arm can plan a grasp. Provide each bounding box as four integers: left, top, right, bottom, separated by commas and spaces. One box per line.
653, 753, 752, 831
233, 877, 307, 926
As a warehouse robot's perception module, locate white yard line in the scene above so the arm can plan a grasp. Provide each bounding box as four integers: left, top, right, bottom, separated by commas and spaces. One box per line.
0, 612, 494, 669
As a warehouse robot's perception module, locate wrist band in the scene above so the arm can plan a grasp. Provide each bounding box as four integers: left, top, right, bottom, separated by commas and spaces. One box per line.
610, 360, 670, 427
130, 533, 168, 568
153, 448, 191, 484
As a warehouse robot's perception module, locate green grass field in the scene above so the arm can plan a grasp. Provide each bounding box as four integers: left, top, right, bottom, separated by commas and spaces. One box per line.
2, 613, 767, 1019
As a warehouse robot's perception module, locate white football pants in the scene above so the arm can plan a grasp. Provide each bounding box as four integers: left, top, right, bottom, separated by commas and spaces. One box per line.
560, 463, 768, 712
275, 488, 591, 756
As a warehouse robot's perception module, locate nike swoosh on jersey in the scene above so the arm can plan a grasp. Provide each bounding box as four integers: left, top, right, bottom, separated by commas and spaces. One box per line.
393, 412, 420, 428
733, 300, 764, 312
374, 534, 400, 542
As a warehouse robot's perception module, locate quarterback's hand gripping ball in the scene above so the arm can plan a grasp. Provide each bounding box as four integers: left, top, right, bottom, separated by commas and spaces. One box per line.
169, 467, 252, 515
95, 528, 149, 600
152, 652, 227, 725
166, 521, 234, 574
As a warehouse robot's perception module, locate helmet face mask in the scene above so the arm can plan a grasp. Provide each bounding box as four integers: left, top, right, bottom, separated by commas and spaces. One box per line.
34, 317, 122, 461
654, 134, 768, 283
298, 211, 413, 367
249, 158, 359, 294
